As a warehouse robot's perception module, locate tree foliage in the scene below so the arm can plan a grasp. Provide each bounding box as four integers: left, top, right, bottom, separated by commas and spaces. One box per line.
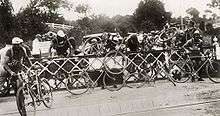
75, 3, 90, 17
16, 7, 49, 41
14, 0, 70, 41
112, 15, 136, 37
208, 0, 220, 9
186, 7, 200, 18
133, 0, 171, 32
0, 0, 15, 44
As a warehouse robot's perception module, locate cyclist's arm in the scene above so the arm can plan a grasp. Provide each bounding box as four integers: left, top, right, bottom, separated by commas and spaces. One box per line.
67, 38, 74, 55
2, 55, 14, 75
23, 54, 32, 68
49, 41, 55, 56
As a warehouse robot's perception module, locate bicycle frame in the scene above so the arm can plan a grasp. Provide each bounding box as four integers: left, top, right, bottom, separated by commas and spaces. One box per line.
185, 53, 214, 79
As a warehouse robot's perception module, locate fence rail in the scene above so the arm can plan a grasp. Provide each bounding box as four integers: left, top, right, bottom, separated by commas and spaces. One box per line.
0, 46, 218, 96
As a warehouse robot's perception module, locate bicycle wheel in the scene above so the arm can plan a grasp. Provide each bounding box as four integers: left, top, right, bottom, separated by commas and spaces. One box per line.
82, 37, 103, 55
104, 50, 126, 75
124, 72, 147, 88
0, 78, 10, 96
159, 27, 178, 42
65, 71, 89, 95
41, 79, 53, 108
206, 60, 220, 83
16, 86, 35, 116
103, 71, 124, 91
170, 62, 191, 83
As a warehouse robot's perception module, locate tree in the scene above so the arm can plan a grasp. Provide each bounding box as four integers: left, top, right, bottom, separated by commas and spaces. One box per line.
208, 0, 220, 9
16, 7, 49, 41
75, 3, 90, 18
15, 0, 71, 41
186, 7, 200, 18
112, 15, 136, 35
133, 0, 171, 32
0, 0, 15, 44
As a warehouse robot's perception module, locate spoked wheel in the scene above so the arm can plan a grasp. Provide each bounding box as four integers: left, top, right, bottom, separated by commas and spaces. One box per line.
83, 37, 103, 55
65, 71, 89, 95
169, 62, 191, 83
104, 50, 126, 75
206, 60, 220, 83
103, 71, 124, 91
16, 86, 35, 116
159, 27, 178, 42
124, 71, 147, 88
0, 78, 11, 96
40, 79, 53, 108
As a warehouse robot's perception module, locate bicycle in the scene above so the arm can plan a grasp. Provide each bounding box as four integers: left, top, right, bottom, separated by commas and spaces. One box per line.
0, 75, 12, 96
65, 54, 124, 93
146, 49, 177, 86
16, 69, 53, 115
82, 33, 118, 55
170, 47, 220, 83
168, 49, 192, 83
65, 69, 90, 95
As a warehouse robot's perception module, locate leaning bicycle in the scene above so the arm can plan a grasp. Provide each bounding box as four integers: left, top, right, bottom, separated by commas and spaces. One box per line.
16, 70, 53, 115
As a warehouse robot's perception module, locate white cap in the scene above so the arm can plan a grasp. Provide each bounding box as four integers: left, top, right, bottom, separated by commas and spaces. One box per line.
213, 36, 218, 42
12, 37, 23, 44
57, 30, 65, 37
194, 30, 200, 34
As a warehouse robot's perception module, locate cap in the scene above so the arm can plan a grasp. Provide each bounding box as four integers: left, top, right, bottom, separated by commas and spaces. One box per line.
213, 36, 218, 42
194, 30, 200, 34
57, 30, 65, 37
12, 37, 23, 44
35, 34, 41, 38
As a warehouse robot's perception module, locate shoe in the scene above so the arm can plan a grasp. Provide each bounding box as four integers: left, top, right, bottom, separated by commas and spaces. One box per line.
198, 78, 204, 81
101, 86, 105, 89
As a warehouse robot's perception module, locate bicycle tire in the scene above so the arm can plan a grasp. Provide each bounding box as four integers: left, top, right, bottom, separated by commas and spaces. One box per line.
65, 72, 89, 95
104, 50, 126, 75
206, 60, 220, 83
124, 72, 147, 88
0, 78, 11, 96
82, 37, 103, 55
16, 86, 35, 116
41, 79, 53, 108
169, 61, 191, 83
158, 27, 178, 42
103, 71, 124, 91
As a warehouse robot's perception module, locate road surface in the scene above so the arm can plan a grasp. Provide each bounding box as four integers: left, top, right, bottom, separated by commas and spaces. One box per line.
1, 79, 220, 116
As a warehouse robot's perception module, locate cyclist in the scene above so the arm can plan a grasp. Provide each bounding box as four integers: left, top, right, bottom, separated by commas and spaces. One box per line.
1, 37, 31, 116
49, 30, 73, 57
126, 34, 140, 52
185, 20, 197, 40
183, 30, 204, 81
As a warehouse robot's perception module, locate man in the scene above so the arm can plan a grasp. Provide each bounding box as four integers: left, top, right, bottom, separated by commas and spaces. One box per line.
126, 34, 140, 52
185, 20, 197, 40
1, 37, 31, 116
32, 34, 42, 58
49, 30, 73, 57
183, 30, 204, 81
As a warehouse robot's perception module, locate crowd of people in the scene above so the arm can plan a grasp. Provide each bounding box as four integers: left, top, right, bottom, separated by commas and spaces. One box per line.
0, 19, 219, 115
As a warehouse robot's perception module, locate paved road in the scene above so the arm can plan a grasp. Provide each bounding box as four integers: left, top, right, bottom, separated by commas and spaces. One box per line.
1, 79, 220, 116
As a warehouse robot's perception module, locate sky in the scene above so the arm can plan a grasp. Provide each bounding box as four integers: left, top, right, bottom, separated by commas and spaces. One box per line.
10, 0, 216, 21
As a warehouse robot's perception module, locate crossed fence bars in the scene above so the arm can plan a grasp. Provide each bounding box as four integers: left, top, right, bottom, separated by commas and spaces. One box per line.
25, 46, 215, 90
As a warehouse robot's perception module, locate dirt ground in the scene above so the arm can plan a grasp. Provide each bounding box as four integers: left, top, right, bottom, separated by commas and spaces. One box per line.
1, 79, 220, 116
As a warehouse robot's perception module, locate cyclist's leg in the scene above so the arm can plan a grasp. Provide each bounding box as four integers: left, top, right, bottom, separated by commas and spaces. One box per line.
13, 75, 27, 116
